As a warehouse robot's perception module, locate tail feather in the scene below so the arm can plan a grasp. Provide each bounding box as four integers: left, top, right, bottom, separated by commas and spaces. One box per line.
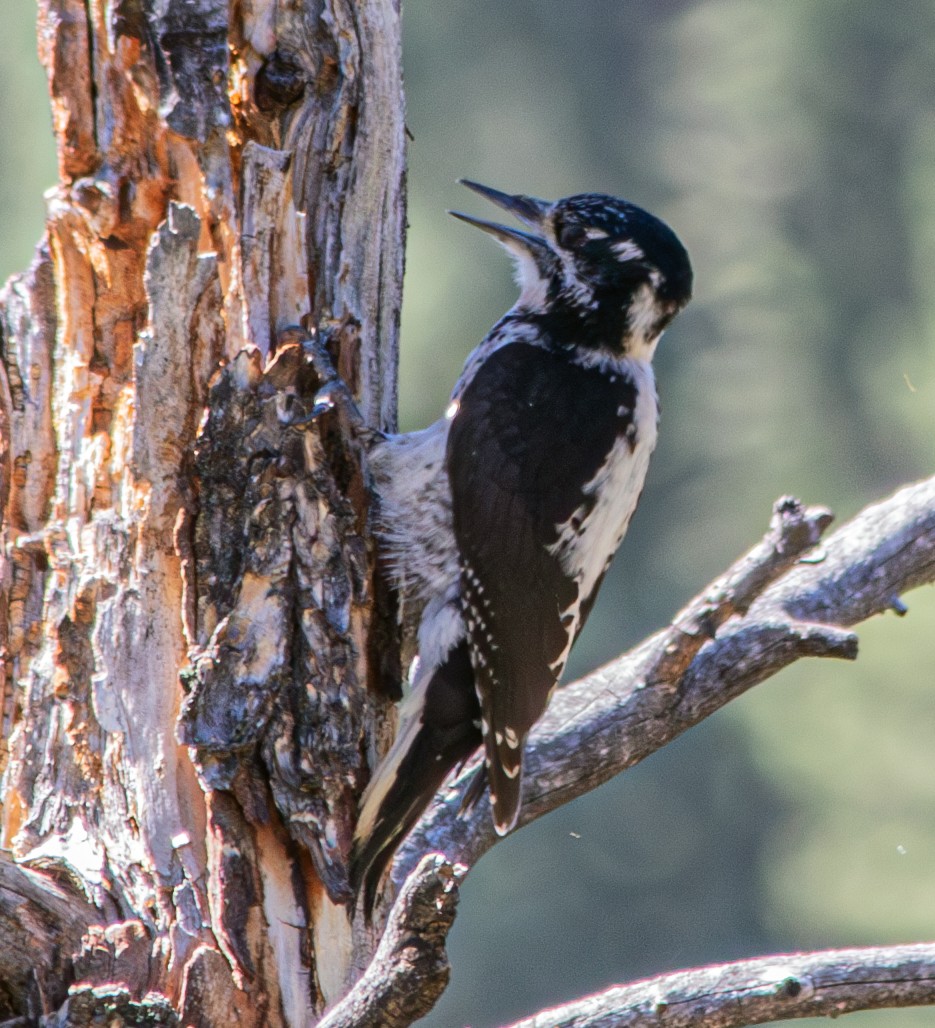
350, 641, 481, 917
457, 761, 488, 816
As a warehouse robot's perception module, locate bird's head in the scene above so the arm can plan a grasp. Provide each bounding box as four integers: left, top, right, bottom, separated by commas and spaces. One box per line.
451, 181, 693, 360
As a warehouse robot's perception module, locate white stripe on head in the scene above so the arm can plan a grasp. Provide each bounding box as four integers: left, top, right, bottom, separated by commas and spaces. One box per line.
611, 239, 644, 262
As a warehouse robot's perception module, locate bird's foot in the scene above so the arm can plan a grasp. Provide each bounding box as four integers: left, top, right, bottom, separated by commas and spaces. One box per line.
276, 321, 369, 433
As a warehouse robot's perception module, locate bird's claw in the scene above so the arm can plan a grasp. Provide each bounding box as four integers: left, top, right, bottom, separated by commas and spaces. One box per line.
275, 323, 357, 430
284, 385, 338, 429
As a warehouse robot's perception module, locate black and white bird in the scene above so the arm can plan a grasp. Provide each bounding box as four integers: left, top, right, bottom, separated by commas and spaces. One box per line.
350, 180, 692, 912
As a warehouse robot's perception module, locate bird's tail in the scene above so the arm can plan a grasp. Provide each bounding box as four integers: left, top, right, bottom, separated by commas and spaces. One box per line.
350, 641, 481, 917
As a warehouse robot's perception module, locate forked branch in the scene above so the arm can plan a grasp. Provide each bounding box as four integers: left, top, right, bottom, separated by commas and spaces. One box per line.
319, 855, 464, 1028
399, 474, 935, 879
344, 475, 935, 1024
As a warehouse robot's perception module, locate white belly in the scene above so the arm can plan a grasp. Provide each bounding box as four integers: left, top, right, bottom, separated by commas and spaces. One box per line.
551, 356, 658, 607
369, 419, 456, 604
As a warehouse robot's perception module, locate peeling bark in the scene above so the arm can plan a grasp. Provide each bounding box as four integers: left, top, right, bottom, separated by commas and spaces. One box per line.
1, 0, 404, 1022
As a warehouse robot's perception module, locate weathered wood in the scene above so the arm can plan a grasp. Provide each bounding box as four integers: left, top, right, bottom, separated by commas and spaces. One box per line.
4, 2, 935, 1026
318, 854, 463, 1028
503, 943, 935, 1028
0, 0, 405, 1021
397, 476, 935, 889
0, 851, 100, 1019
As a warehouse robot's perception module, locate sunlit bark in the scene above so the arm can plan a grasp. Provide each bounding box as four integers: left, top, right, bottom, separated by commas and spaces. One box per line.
0, 1, 404, 1021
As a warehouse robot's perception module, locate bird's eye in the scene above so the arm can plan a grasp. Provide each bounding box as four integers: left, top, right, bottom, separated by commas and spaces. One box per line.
556, 220, 587, 250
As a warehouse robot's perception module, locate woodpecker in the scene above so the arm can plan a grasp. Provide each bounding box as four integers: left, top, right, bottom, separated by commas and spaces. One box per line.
350, 180, 692, 913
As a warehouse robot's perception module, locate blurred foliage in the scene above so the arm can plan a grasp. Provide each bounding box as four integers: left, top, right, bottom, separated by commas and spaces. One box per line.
2, 2, 934, 1026
0, 5, 55, 283
400, 2, 935, 1026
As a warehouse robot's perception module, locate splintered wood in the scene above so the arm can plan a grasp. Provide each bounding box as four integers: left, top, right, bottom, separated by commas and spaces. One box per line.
0, 0, 405, 1022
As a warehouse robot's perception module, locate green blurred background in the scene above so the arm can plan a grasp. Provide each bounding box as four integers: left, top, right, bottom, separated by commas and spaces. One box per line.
3, 2, 934, 1026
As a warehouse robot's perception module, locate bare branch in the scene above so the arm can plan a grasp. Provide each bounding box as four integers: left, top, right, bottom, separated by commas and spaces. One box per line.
340, 478, 935, 1028
45, 986, 178, 1028
502, 942, 935, 1028
337, 479, 935, 1019
397, 474, 935, 880
0, 852, 100, 1016
319, 854, 463, 1028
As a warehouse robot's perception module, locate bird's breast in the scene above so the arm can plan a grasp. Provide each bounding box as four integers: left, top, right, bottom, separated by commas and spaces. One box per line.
549, 356, 658, 602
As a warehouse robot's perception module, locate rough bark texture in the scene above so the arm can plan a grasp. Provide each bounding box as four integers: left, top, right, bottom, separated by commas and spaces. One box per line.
503, 943, 935, 1028
317, 854, 463, 1028
398, 477, 935, 888
0, 851, 100, 1020
0, 0, 404, 1022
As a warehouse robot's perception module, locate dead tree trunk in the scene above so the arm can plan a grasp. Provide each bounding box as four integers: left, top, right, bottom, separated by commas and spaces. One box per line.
0, 0, 404, 1022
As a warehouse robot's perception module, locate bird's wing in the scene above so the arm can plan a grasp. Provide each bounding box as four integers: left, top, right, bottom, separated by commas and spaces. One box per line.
446, 341, 639, 833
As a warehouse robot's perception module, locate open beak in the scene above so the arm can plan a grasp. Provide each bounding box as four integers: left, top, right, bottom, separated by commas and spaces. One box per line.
449, 180, 552, 259
447, 209, 547, 251
457, 179, 550, 231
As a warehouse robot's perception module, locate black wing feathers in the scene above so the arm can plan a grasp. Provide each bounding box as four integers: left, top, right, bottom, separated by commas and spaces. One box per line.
447, 342, 637, 833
